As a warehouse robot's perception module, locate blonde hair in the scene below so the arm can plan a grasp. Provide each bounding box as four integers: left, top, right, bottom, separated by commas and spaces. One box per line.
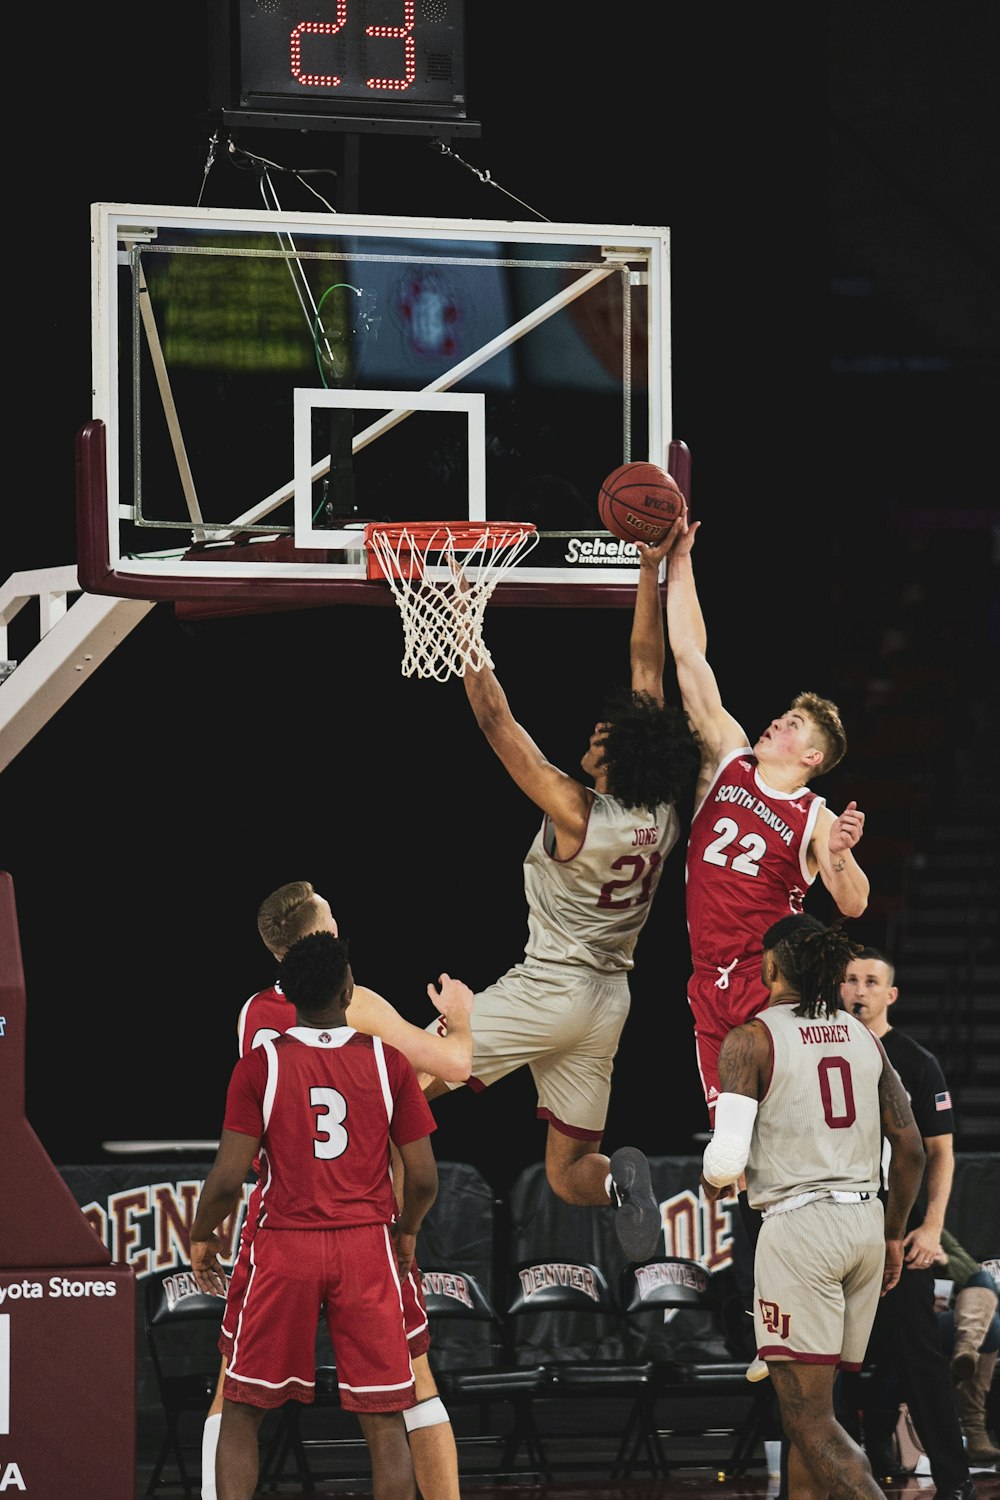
257, 880, 325, 958
791, 691, 847, 777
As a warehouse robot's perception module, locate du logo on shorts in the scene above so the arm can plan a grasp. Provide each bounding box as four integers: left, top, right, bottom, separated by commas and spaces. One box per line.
759, 1298, 791, 1339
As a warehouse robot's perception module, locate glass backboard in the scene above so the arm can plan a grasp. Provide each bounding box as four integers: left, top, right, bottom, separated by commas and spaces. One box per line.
80, 202, 674, 609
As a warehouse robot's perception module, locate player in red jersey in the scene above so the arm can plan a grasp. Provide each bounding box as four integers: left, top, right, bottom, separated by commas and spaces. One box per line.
649, 521, 870, 1124
190, 931, 439, 1500
196, 880, 473, 1500
649, 514, 871, 1373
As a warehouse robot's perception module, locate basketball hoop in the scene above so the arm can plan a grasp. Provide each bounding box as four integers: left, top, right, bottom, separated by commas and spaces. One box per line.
364, 521, 539, 681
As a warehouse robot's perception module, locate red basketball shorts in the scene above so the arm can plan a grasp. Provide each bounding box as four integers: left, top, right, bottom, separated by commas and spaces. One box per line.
224, 1223, 415, 1413
221, 1192, 430, 1361
688, 959, 770, 1122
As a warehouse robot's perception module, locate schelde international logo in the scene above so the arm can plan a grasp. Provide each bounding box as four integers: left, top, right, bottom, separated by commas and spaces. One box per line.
563, 537, 640, 565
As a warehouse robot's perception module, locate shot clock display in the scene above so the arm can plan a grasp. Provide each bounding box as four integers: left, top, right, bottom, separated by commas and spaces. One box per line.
209, 0, 470, 130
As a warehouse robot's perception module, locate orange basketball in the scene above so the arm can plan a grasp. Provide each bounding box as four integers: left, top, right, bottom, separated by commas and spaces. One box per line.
597, 462, 685, 545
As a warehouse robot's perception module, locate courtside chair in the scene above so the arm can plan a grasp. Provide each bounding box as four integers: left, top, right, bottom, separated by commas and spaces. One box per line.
615, 1256, 775, 1479
504, 1258, 662, 1477
421, 1266, 552, 1480
143, 1269, 228, 1496
145, 1268, 290, 1496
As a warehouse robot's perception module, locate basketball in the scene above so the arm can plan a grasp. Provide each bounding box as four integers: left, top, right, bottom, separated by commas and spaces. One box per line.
597, 462, 685, 546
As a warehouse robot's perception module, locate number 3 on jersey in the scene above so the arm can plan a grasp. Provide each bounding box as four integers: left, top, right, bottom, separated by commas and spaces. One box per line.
310, 1085, 349, 1158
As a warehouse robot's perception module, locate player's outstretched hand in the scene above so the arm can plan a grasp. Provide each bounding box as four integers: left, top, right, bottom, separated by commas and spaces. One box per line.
190, 1234, 227, 1297
429, 972, 474, 1021
637, 511, 697, 572
829, 800, 865, 853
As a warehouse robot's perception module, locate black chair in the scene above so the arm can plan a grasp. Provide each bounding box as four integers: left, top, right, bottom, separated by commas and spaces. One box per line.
504, 1258, 661, 1477
143, 1269, 227, 1496
145, 1268, 294, 1495
615, 1256, 776, 1478
421, 1266, 551, 1479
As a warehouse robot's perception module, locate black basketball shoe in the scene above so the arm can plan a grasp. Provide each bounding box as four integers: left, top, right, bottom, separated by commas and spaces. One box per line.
609, 1146, 662, 1262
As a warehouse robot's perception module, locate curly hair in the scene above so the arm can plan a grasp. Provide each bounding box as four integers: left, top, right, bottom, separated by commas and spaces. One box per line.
595, 689, 700, 817
789, 691, 847, 777
257, 880, 325, 958
762, 913, 862, 1019
278, 931, 351, 1016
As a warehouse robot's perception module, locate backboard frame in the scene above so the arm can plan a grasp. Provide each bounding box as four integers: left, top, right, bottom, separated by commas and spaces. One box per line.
81, 201, 676, 609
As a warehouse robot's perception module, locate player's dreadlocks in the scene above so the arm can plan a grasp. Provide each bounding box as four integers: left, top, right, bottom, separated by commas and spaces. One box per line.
597, 688, 700, 817
762, 913, 863, 1019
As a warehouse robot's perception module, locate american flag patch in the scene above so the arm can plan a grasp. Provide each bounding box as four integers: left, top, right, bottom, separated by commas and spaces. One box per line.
935, 1090, 952, 1111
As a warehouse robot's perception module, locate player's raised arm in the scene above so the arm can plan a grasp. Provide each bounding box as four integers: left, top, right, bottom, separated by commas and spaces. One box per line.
447, 555, 591, 841
664, 522, 748, 768
630, 514, 688, 704
462, 653, 592, 839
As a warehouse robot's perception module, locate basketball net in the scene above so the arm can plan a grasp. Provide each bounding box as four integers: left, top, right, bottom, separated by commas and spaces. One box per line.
364, 522, 539, 681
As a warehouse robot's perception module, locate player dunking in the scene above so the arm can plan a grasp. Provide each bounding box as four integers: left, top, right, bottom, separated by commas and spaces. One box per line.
423, 519, 699, 1262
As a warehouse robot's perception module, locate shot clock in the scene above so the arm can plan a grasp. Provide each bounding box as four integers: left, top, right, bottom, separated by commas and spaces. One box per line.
209, 0, 473, 132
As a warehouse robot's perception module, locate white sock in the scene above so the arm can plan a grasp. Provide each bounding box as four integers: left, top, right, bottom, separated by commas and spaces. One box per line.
764, 1439, 782, 1478
604, 1171, 617, 1205
201, 1411, 221, 1500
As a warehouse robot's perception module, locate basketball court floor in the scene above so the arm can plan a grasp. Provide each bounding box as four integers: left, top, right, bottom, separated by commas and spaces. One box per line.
133, 1453, 1000, 1499
134, 1405, 1000, 1499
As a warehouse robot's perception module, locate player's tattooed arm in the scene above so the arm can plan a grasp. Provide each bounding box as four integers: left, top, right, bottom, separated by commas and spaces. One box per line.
878, 1056, 917, 1133
700, 1022, 765, 1199
717, 1019, 768, 1098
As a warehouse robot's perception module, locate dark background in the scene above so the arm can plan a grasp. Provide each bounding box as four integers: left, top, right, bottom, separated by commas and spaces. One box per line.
3, 5, 998, 1194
